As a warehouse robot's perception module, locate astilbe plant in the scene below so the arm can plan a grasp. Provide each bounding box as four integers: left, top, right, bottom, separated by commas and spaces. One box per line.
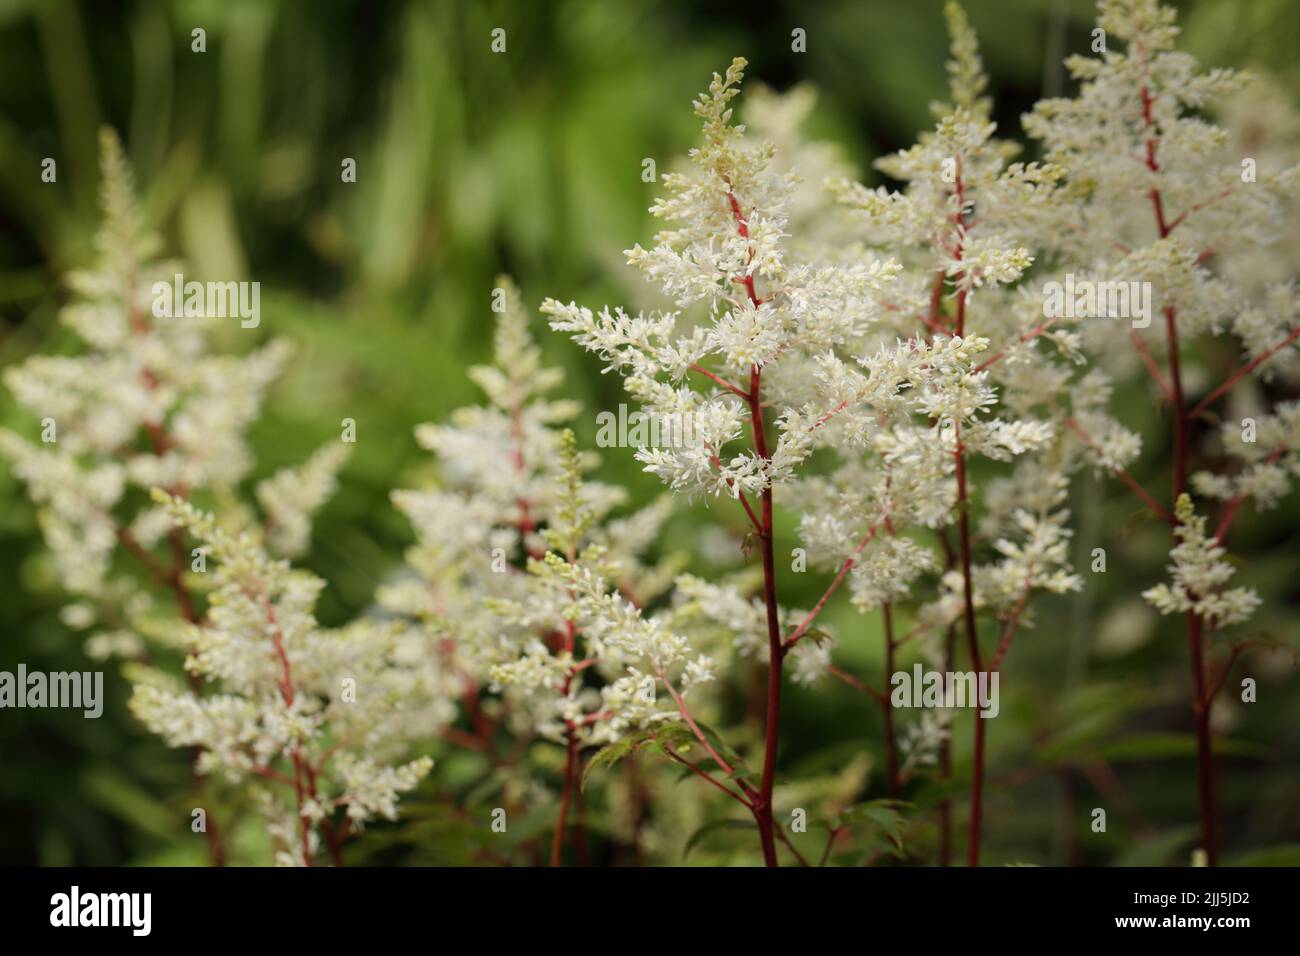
381, 277, 706, 865
544, 57, 934, 865
6, 3, 1297, 870
791, 0, 1089, 866
0, 130, 426, 866
1024, 0, 1300, 866
132, 492, 432, 867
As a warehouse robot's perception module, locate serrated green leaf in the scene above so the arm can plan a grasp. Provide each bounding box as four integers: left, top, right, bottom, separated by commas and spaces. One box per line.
683, 818, 756, 860
837, 799, 913, 851
581, 737, 637, 792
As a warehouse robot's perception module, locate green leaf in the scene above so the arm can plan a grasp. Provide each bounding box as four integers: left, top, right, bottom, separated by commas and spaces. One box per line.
1224, 844, 1300, 867
691, 720, 758, 789
81, 768, 177, 841
837, 799, 913, 851
1097, 733, 1270, 763
581, 737, 637, 792
683, 818, 756, 860
1037, 683, 1151, 765
580, 723, 699, 791
1112, 826, 1198, 867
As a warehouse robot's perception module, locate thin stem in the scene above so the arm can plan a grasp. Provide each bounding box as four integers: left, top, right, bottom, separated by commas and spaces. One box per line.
549, 616, 583, 865
708, 448, 764, 536
260, 593, 312, 866
819, 826, 844, 867
305, 763, 345, 866
690, 363, 751, 400
665, 748, 751, 807
122, 277, 226, 866
881, 603, 900, 799
660, 668, 747, 792
1167, 187, 1233, 233
1131, 328, 1175, 403
751, 363, 783, 869
551, 728, 579, 866
1141, 71, 1218, 865
726, 183, 783, 867
827, 664, 886, 704
938, 623, 955, 867
1216, 446, 1285, 542
975, 317, 1058, 372
1165, 308, 1189, 498
946, 156, 988, 867
1207, 642, 1246, 703
955, 425, 985, 868
988, 585, 1032, 673
776, 827, 811, 867
1063, 417, 1174, 524
1190, 325, 1300, 421
1187, 611, 1217, 867
783, 514, 889, 652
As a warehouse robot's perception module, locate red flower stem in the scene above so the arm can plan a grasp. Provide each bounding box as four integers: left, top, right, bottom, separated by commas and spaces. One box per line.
1141, 73, 1218, 865
975, 318, 1058, 373
1215, 446, 1286, 542
955, 419, 985, 867
776, 828, 811, 867
305, 763, 345, 866
548, 616, 583, 865
949, 157, 987, 867
988, 584, 1032, 673
551, 728, 579, 867
749, 363, 783, 868
881, 602, 899, 798
1131, 329, 1175, 403
1207, 642, 1246, 702
665, 749, 751, 807
725, 184, 783, 866
938, 623, 955, 867
1063, 417, 1174, 524
708, 449, 764, 536
827, 664, 886, 703
1167, 187, 1234, 233
690, 363, 751, 399
660, 667, 750, 797
736, 489, 764, 537
122, 278, 226, 865
1187, 610, 1217, 866
1190, 325, 1300, 420
258, 591, 313, 866
783, 515, 889, 652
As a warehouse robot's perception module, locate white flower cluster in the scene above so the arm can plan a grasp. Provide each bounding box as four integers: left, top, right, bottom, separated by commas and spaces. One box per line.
1142, 495, 1261, 628
4, 0, 1295, 868
544, 57, 902, 503
0, 130, 347, 626
131, 492, 432, 865
797, 1, 1083, 662
1026, 0, 1300, 629
1194, 403, 1300, 511
381, 278, 703, 752
0, 131, 414, 866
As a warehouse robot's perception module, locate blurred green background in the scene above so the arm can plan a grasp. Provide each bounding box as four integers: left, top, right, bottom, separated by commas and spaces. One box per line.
1, 0, 1298, 866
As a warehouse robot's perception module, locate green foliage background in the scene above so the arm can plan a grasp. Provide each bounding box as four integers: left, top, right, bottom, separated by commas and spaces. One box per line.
1, 0, 1297, 865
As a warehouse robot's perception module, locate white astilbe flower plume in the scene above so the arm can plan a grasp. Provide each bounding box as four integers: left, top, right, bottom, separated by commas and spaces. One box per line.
0, 129, 346, 637
789, 4, 1078, 662
1142, 495, 1260, 628
1024, 0, 1292, 687
544, 57, 902, 503
131, 492, 432, 865
486, 431, 711, 747
381, 277, 689, 775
